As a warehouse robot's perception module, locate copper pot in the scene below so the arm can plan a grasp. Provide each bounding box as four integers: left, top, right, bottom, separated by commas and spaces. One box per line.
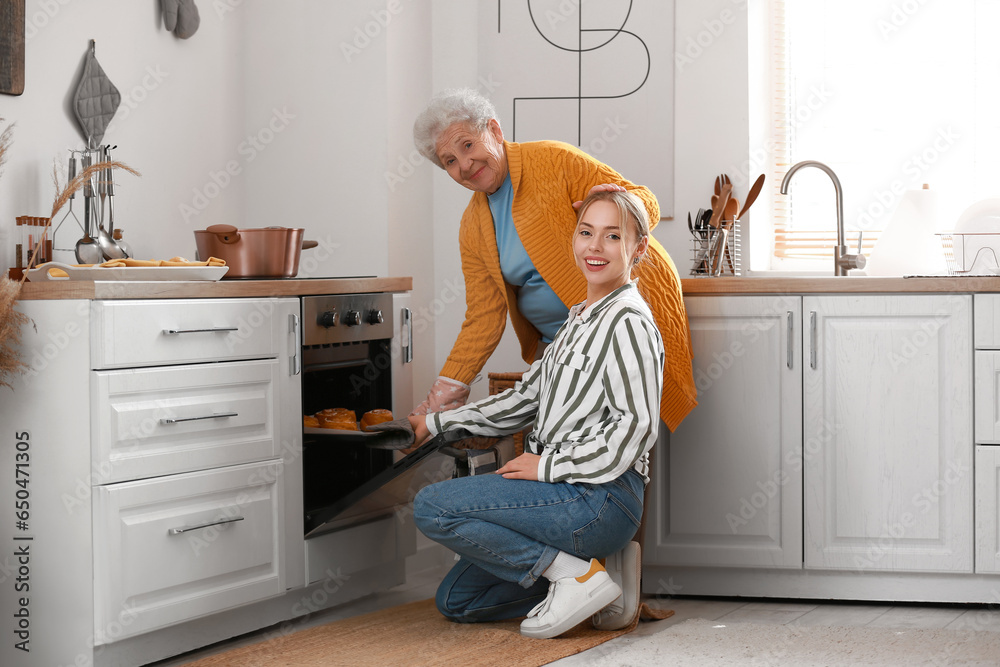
194, 225, 318, 279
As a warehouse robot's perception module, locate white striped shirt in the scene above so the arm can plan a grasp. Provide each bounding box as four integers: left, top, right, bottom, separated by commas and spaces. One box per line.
428, 281, 664, 485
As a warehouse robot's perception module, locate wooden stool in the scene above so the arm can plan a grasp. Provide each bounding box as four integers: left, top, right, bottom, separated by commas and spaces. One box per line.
446, 372, 528, 459
488, 371, 527, 456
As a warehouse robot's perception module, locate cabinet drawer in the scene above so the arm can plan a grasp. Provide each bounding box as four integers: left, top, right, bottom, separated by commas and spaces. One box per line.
93, 460, 285, 642
976, 446, 1000, 573
974, 295, 1000, 349
975, 351, 1000, 443
91, 298, 292, 369
92, 359, 280, 483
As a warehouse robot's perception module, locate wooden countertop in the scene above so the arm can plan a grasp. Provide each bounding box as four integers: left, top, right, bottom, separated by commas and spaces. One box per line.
17, 276, 413, 300
21, 274, 1000, 300
681, 275, 1000, 294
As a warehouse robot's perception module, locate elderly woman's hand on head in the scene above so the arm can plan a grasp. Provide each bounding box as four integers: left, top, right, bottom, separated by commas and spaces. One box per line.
573, 183, 627, 210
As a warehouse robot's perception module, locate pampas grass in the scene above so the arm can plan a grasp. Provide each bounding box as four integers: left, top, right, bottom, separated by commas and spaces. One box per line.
0, 117, 28, 389
0, 120, 141, 389
0, 275, 29, 389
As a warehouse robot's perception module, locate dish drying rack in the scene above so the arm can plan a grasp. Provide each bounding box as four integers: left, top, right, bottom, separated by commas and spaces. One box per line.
937, 233, 1000, 275
690, 220, 742, 276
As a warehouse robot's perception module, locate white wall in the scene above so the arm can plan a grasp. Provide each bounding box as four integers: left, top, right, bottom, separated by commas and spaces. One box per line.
1, 0, 737, 405
424, 1, 528, 402
242, 0, 390, 279
1, 0, 247, 264
666, 0, 751, 275
386, 2, 438, 403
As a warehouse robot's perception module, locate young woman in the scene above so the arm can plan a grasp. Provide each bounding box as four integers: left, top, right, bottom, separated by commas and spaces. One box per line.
409, 190, 664, 639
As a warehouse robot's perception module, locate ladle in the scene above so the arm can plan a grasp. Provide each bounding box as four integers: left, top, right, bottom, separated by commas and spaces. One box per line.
94, 146, 126, 260
75, 151, 102, 264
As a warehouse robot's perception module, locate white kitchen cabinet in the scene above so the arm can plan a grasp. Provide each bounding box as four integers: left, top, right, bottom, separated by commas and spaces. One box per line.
974, 295, 1000, 574
975, 446, 1000, 573
974, 351, 1000, 443
0, 297, 302, 667
93, 460, 286, 641
91, 298, 284, 368
645, 292, 977, 596
92, 359, 281, 483
647, 295, 803, 569
973, 294, 1000, 349
803, 295, 973, 573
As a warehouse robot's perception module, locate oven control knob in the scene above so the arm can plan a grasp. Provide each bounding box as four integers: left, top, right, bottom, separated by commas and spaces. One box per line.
318, 310, 338, 328
367, 309, 384, 325
343, 310, 362, 327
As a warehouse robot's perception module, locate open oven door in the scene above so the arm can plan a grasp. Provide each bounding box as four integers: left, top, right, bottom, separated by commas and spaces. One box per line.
303, 429, 471, 539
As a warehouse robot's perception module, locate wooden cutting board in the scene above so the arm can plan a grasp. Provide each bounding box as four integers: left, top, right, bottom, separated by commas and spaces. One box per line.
0, 0, 25, 96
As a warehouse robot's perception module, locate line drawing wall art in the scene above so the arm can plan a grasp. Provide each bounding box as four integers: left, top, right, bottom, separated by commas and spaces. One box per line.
480, 0, 674, 216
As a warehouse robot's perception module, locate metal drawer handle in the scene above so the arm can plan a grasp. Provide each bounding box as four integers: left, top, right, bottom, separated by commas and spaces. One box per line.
162, 327, 239, 335
289, 313, 301, 376
160, 412, 238, 425
787, 311, 794, 369
402, 307, 413, 364
810, 311, 818, 370
168, 516, 245, 535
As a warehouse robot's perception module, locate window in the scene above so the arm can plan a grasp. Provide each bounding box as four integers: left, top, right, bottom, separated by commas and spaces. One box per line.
750, 0, 1000, 272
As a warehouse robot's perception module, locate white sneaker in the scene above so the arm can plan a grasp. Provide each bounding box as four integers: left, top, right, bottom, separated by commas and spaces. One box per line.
592, 541, 641, 631
520, 559, 621, 639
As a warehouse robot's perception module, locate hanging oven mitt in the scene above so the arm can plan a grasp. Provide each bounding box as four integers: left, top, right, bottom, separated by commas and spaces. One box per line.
161, 0, 201, 39
72, 41, 121, 149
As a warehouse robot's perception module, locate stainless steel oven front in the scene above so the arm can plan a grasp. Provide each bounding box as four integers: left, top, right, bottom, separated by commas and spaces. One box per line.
299, 292, 449, 539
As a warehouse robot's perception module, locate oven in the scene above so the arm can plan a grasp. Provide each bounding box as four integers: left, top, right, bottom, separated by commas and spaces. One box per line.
299, 292, 452, 539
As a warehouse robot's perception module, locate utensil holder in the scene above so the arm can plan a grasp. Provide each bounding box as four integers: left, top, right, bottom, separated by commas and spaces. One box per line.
690, 220, 741, 276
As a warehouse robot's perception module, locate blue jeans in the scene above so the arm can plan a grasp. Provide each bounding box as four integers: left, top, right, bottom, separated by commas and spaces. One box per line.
413, 468, 645, 623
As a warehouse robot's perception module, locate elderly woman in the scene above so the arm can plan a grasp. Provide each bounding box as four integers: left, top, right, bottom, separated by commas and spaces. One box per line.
411, 88, 696, 432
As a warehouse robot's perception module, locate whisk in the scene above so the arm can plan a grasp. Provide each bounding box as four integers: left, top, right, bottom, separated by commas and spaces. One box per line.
52, 151, 86, 254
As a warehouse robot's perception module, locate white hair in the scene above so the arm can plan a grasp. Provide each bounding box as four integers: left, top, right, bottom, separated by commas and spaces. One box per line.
413, 88, 499, 169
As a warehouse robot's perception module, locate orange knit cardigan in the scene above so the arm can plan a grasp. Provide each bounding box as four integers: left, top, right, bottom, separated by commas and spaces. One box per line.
439, 140, 697, 431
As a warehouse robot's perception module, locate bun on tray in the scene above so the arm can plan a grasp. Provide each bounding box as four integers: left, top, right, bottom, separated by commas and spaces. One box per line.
360, 409, 393, 431
316, 408, 358, 431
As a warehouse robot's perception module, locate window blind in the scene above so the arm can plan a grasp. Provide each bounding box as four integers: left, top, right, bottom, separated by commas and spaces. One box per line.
767, 0, 878, 263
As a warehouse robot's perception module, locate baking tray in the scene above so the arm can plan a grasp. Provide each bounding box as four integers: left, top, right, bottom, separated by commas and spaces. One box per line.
26, 262, 229, 282
305, 425, 383, 439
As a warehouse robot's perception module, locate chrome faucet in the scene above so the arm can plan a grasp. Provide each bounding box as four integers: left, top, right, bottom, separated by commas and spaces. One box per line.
780, 160, 866, 276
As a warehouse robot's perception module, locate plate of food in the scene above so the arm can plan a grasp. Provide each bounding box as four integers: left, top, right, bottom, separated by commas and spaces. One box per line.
26, 259, 229, 282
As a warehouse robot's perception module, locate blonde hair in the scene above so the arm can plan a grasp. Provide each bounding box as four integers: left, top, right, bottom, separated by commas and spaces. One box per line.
575, 190, 650, 277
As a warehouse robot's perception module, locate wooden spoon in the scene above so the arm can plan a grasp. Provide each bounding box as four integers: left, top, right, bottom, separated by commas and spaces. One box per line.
708, 183, 732, 229
724, 197, 738, 227
738, 174, 766, 219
